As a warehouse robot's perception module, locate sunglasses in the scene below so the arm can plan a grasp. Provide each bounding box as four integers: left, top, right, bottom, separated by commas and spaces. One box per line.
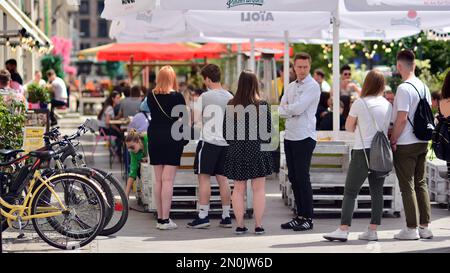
343, 72, 351, 76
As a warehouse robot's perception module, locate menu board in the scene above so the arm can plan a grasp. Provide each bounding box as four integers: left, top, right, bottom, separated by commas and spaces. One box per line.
22, 110, 49, 153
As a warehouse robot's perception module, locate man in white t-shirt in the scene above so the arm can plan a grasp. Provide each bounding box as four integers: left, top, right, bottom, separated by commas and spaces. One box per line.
187, 64, 233, 229
390, 49, 433, 240
47, 69, 67, 126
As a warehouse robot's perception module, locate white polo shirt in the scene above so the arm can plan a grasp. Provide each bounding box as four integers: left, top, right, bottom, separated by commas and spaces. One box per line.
279, 75, 321, 141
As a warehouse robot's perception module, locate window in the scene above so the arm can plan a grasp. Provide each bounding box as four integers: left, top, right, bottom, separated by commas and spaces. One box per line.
80, 19, 90, 38
98, 20, 108, 38
80, 0, 90, 15
80, 43, 91, 50
97, 1, 105, 15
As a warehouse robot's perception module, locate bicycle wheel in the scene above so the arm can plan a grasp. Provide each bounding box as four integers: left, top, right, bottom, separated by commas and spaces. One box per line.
31, 174, 106, 250
65, 168, 115, 230
42, 168, 115, 233
93, 168, 129, 236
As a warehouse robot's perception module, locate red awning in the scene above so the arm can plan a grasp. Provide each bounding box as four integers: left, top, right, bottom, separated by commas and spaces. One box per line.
97, 43, 197, 62
193, 43, 227, 59
96, 42, 292, 62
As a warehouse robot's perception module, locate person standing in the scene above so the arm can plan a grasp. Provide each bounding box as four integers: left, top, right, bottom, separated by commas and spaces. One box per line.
279, 53, 321, 231
340, 64, 361, 97
187, 64, 233, 229
147, 66, 187, 230
313, 69, 331, 92
323, 70, 392, 242
5, 59, 23, 85
223, 70, 273, 235
390, 49, 433, 240
5, 59, 24, 97
47, 69, 68, 126
436, 71, 450, 198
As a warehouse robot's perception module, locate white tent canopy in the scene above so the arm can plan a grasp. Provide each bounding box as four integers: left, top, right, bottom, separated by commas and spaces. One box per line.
161, 0, 339, 12
343, 0, 450, 11
101, 0, 157, 19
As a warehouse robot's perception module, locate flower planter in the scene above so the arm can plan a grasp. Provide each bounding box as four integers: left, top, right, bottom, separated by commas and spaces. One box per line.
28, 102, 40, 110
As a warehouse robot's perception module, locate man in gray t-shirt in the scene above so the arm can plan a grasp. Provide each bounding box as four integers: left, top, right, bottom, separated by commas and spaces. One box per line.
187, 64, 233, 229
118, 86, 142, 118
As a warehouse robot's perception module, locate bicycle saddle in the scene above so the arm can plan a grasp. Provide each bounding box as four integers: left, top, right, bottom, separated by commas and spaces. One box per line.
0, 149, 24, 158
29, 150, 55, 160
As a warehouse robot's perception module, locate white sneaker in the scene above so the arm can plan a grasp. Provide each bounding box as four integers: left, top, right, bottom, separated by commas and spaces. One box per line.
323, 228, 349, 242
419, 227, 434, 239
159, 219, 178, 230
394, 227, 419, 240
156, 223, 161, 230
358, 228, 378, 241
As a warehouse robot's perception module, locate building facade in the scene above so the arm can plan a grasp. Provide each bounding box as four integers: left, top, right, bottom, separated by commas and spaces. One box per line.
0, 0, 78, 83
74, 0, 113, 51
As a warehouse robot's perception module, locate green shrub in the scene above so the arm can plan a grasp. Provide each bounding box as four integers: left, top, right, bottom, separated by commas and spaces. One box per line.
0, 96, 26, 150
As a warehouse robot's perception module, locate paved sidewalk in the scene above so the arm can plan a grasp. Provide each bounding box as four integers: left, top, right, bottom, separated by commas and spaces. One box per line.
2, 116, 450, 253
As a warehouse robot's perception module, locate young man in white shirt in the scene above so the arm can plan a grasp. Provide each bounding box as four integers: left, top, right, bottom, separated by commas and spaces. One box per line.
187, 64, 233, 229
47, 69, 68, 126
279, 53, 321, 231
390, 49, 433, 240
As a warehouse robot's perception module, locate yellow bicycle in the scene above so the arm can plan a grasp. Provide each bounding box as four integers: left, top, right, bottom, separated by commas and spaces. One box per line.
1, 150, 106, 250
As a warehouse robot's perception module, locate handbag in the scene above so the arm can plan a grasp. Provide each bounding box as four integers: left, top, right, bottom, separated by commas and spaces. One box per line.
152, 92, 190, 146
357, 98, 393, 178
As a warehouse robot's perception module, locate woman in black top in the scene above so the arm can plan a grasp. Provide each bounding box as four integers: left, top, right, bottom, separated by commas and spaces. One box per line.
146, 65, 188, 230
223, 70, 273, 235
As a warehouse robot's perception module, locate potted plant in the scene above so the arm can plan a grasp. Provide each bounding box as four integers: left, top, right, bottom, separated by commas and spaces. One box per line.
27, 83, 51, 109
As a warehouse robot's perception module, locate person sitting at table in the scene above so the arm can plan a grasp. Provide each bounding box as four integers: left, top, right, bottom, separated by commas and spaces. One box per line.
124, 129, 149, 199
117, 85, 143, 119
128, 105, 151, 134
98, 91, 123, 155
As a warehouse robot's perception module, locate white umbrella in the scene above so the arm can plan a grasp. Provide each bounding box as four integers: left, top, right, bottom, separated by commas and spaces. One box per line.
101, 0, 157, 19
341, 10, 450, 30
161, 0, 339, 12
344, 0, 450, 11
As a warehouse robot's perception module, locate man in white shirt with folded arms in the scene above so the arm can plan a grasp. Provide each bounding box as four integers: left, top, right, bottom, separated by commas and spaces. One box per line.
279, 53, 321, 232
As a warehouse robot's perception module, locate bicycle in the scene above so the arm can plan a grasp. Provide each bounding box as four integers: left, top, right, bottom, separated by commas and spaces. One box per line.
0, 149, 106, 250
42, 121, 129, 236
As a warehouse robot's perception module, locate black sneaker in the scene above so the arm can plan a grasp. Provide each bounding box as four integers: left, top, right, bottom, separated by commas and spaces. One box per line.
235, 227, 248, 235
219, 217, 232, 228
186, 216, 210, 229
281, 217, 302, 229
255, 227, 265, 235
293, 218, 314, 231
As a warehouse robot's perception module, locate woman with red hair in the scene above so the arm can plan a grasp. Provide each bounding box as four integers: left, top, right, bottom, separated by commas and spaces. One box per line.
146, 66, 188, 230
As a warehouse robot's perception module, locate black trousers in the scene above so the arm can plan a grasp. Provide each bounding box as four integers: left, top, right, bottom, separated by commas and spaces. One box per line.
50, 99, 66, 124
284, 138, 316, 219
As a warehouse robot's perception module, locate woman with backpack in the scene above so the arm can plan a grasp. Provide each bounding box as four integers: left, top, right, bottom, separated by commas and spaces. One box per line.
323, 70, 392, 242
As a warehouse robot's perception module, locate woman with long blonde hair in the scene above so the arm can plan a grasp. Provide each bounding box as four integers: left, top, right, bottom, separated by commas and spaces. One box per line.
146, 66, 188, 230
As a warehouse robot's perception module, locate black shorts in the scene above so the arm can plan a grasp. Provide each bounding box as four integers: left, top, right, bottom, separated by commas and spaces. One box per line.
194, 141, 228, 176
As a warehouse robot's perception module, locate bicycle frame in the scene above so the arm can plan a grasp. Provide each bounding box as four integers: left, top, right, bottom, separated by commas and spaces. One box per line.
0, 171, 82, 228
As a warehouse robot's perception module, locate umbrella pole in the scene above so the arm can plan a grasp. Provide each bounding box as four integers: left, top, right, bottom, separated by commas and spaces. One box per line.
283, 31, 290, 101
250, 38, 256, 72
332, 9, 340, 133
129, 55, 134, 85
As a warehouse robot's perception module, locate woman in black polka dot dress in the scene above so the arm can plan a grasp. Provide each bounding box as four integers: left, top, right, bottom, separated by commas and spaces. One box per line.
223, 70, 273, 235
